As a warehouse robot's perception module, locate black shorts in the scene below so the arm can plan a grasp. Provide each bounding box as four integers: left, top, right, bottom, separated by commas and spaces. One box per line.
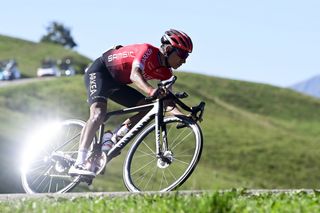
84, 57, 145, 107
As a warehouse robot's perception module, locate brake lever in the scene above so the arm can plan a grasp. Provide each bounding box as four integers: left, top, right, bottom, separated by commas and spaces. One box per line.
175, 92, 189, 99
191, 102, 206, 122
198, 102, 205, 122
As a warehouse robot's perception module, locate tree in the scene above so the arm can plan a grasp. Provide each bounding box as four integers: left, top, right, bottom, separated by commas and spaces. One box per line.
40, 21, 77, 49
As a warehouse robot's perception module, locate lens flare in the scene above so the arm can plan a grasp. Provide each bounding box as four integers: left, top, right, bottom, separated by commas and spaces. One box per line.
20, 121, 63, 174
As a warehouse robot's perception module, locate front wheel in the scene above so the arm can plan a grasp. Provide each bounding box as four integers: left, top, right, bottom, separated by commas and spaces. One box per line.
123, 116, 203, 192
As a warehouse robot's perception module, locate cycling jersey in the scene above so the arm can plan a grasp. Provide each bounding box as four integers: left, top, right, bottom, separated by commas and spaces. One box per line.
101, 43, 173, 84
85, 58, 145, 106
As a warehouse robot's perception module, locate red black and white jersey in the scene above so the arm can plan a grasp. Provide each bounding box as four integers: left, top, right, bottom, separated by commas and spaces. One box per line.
101, 43, 172, 84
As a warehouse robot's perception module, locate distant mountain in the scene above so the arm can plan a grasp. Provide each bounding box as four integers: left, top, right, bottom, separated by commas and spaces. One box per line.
290, 74, 320, 98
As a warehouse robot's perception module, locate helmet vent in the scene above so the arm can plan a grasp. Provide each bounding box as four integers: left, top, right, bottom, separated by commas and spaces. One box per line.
179, 39, 187, 48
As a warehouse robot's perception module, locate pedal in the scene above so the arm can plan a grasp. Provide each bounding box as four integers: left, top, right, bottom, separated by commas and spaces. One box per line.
86, 178, 93, 186
79, 175, 94, 185
99, 164, 107, 175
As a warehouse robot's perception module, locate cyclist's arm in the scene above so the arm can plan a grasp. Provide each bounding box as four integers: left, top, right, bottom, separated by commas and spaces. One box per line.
130, 67, 154, 96
165, 85, 185, 116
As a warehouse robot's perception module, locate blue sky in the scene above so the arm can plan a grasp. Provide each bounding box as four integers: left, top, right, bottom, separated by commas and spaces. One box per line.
0, 0, 319, 87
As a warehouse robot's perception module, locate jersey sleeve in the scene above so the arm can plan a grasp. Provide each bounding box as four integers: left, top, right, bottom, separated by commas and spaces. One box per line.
132, 44, 153, 71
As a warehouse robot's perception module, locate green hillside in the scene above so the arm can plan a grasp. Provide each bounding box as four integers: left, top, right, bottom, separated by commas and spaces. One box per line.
1, 72, 320, 193
0, 35, 92, 77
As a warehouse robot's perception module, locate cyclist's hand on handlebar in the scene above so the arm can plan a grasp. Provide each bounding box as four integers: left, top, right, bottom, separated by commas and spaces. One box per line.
149, 87, 167, 99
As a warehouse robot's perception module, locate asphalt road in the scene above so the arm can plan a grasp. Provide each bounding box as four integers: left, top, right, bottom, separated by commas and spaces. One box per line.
0, 189, 318, 201
0, 77, 54, 88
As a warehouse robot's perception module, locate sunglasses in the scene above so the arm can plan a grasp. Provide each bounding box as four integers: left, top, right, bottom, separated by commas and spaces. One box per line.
174, 48, 189, 59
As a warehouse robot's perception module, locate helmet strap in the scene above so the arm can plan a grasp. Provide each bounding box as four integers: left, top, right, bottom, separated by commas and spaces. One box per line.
165, 48, 177, 67
164, 56, 170, 68
160, 44, 174, 68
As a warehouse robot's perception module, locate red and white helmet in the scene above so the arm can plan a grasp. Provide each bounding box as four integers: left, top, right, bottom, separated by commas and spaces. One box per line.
161, 29, 193, 53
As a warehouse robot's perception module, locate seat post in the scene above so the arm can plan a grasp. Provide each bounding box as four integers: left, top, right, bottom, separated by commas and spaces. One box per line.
97, 123, 105, 145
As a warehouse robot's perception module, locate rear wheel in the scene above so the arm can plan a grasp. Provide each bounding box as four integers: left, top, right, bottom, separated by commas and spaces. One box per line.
123, 116, 203, 192
21, 119, 88, 193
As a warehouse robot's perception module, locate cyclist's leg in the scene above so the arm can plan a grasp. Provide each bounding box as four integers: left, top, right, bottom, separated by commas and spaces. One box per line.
69, 58, 113, 176
78, 102, 107, 153
109, 85, 149, 132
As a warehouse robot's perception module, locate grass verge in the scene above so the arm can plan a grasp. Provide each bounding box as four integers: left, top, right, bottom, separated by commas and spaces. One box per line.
1, 190, 320, 213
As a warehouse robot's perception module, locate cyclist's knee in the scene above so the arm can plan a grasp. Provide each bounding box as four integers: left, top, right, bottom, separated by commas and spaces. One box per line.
89, 102, 106, 125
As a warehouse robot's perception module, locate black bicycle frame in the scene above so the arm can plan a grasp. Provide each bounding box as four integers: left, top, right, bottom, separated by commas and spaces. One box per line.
99, 98, 166, 161
93, 85, 204, 163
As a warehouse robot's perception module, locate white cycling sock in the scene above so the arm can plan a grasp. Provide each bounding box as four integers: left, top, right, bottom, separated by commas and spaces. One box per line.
75, 148, 88, 166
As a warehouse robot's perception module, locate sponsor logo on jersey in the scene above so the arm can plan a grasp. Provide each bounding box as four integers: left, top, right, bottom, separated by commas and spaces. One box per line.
147, 61, 155, 70
141, 48, 153, 66
107, 51, 135, 62
89, 73, 97, 96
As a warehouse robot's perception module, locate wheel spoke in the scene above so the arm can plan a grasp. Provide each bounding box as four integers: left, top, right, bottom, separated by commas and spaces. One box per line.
30, 165, 53, 186
140, 141, 156, 155
173, 158, 190, 165
26, 163, 50, 174
48, 176, 53, 193
170, 128, 188, 148
171, 131, 193, 151
160, 170, 169, 190
167, 167, 177, 180
131, 158, 156, 176
144, 166, 158, 190
35, 175, 49, 192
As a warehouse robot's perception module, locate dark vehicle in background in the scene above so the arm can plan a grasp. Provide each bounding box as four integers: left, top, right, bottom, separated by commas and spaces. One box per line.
58, 57, 76, 76
0, 59, 21, 80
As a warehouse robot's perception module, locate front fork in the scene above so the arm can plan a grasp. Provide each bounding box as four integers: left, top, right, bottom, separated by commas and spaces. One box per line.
155, 100, 168, 157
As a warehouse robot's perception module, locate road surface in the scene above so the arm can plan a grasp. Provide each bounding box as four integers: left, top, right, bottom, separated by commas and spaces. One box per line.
0, 189, 318, 201
0, 77, 54, 88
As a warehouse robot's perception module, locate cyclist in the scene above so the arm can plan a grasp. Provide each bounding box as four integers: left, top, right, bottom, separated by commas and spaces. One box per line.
69, 29, 193, 176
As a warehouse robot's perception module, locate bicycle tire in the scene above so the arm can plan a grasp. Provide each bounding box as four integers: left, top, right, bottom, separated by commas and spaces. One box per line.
123, 116, 203, 192
21, 119, 87, 193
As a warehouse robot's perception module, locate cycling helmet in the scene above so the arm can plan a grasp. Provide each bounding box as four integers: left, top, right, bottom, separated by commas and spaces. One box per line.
161, 29, 193, 53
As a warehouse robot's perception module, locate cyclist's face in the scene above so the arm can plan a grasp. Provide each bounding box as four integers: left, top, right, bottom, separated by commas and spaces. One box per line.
168, 49, 188, 69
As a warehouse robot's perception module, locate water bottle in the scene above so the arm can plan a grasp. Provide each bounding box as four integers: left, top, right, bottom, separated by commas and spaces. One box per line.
101, 131, 114, 152
112, 124, 129, 142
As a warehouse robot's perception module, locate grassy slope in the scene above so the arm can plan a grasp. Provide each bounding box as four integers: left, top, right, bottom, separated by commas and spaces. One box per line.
1, 72, 320, 193
1, 34, 320, 192
0, 35, 92, 77
180, 73, 320, 189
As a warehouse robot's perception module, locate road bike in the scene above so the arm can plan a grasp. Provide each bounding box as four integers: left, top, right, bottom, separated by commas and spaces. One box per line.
21, 76, 205, 193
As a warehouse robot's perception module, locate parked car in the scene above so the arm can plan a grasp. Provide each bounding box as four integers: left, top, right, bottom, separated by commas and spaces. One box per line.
37, 60, 61, 77
0, 59, 21, 80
